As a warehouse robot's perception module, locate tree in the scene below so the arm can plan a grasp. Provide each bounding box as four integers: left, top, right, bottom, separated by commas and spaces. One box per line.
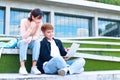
87, 0, 120, 6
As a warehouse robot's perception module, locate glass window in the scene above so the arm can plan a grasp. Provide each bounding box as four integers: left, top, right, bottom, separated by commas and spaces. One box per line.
0, 7, 5, 34
43, 12, 49, 23
98, 19, 120, 37
54, 14, 92, 37
10, 9, 49, 35
10, 9, 30, 35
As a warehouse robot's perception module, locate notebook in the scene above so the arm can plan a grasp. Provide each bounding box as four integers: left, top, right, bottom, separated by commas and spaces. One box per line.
65, 43, 80, 57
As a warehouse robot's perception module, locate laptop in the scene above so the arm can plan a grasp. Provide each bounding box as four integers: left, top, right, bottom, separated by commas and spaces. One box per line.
65, 43, 80, 57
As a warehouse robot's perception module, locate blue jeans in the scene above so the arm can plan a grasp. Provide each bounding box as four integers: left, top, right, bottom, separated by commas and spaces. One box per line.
17, 40, 40, 61
43, 57, 85, 74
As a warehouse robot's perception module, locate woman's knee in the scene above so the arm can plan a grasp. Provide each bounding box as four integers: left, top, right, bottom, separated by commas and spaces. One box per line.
34, 40, 40, 45
33, 40, 40, 47
17, 40, 26, 47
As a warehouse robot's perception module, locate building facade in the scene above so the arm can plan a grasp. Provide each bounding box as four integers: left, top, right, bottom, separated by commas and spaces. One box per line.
0, 0, 120, 38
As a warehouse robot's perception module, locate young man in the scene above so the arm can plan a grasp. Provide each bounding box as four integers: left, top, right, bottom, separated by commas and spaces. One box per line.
37, 23, 85, 76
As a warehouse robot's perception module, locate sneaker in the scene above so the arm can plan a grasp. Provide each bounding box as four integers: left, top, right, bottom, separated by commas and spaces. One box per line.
19, 66, 28, 75
75, 68, 84, 74
58, 68, 68, 76
31, 66, 41, 75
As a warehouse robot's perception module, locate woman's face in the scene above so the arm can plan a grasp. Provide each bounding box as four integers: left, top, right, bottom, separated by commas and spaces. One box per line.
32, 16, 42, 23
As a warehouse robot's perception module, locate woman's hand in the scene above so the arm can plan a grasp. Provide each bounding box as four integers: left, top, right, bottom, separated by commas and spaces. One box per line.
25, 36, 32, 44
32, 19, 42, 27
31, 21, 37, 29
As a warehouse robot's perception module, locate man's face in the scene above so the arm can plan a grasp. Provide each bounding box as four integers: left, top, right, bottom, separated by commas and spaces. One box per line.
43, 29, 54, 40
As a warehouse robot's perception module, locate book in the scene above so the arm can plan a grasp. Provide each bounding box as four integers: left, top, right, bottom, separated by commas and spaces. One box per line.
65, 43, 80, 57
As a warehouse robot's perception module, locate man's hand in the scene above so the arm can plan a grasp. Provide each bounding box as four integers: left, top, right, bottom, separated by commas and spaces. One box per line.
64, 57, 71, 61
65, 48, 69, 52
64, 48, 71, 60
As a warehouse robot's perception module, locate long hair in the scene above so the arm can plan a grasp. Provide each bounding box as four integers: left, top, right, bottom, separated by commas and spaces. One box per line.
28, 8, 43, 22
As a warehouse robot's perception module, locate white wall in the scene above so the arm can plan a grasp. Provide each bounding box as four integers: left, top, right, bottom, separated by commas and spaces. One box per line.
0, 0, 120, 36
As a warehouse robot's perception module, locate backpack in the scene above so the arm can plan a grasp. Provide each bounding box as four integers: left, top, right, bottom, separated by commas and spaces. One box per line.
0, 38, 17, 48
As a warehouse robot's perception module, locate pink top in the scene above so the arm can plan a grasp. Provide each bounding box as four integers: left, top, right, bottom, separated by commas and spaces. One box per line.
20, 18, 42, 40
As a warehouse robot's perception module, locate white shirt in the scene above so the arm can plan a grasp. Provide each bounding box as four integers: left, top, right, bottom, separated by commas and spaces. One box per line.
49, 39, 61, 57
43, 39, 61, 67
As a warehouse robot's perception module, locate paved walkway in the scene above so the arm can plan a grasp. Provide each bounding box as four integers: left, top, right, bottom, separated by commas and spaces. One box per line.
1, 70, 120, 80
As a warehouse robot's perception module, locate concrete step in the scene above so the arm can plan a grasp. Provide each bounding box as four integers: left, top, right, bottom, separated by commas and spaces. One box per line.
1, 70, 120, 80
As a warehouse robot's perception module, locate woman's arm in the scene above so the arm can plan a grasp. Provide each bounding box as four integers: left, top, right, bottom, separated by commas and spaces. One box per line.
32, 22, 42, 40
20, 19, 36, 39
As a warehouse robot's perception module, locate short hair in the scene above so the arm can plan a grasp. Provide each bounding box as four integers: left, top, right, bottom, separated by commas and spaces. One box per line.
41, 23, 54, 32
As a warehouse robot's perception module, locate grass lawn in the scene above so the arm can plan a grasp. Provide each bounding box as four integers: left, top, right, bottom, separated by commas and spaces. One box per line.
63, 38, 120, 57
85, 59, 120, 71
0, 54, 32, 73
0, 37, 120, 73
72, 38, 120, 42
0, 54, 120, 73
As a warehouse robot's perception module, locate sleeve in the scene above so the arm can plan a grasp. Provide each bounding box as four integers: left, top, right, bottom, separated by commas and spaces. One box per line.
57, 39, 67, 56
20, 19, 32, 39
32, 22, 42, 40
40, 41, 53, 61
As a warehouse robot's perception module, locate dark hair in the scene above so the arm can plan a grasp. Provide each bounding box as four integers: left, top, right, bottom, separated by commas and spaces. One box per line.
41, 23, 54, 32
28, 8, 43, 22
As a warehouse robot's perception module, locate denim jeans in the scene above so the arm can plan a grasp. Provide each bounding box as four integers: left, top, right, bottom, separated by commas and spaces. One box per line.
43, 56, 85, 74
17, 40, 40, 61
66, 58, 85, 74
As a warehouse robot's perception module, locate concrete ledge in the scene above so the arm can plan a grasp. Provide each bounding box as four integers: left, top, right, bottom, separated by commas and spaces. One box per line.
1, 70, 120, 80
2, 49, 120, 62
1, 48, 31, 54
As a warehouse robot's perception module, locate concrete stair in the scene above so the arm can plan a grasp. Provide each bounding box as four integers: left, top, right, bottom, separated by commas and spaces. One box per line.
1, 70, 120, 80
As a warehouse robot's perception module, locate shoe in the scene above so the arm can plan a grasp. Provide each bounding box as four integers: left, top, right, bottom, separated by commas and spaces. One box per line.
31, 66, 41, 75
19, 66, 28, 75
75, 68, 84, 74
58, 68, 68, 76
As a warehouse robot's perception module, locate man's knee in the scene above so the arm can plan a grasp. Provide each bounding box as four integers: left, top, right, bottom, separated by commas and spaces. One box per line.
53, 57, 64, 61
77, 58, 86, 66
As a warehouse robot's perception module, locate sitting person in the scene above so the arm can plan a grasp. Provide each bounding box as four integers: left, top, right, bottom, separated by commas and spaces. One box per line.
37, 23, 85, 76
17, 8, 43, 75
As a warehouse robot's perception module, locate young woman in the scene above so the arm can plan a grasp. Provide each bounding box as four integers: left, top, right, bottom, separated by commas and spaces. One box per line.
17, 8, 43, 75
37, 23, 85, 76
